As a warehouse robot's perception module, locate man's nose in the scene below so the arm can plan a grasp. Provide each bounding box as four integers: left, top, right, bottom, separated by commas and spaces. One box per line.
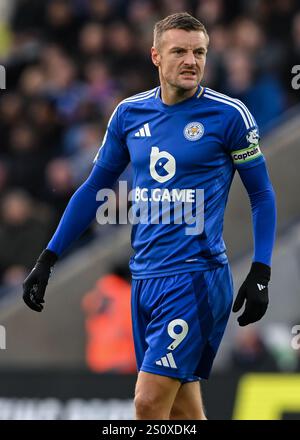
183, 50, 196, 65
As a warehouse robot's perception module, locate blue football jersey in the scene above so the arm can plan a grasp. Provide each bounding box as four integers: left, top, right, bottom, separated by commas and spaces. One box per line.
94, 85, 265, 279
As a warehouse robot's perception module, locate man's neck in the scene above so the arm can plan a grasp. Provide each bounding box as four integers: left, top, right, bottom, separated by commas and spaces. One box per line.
160, 83, 198, 105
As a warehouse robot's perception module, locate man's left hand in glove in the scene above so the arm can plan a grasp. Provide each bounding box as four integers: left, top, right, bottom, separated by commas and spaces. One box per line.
232, 262, 270, 326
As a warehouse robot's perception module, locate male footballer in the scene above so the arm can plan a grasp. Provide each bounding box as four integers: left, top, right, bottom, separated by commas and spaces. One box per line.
23, 13, 276, 419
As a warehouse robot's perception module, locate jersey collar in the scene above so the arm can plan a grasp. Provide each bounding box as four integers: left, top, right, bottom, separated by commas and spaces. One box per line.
155, 84, 205, 112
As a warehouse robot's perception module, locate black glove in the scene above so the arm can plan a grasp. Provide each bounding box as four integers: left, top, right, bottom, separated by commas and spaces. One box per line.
23, 249, 58, 312
232, 262, 270, 326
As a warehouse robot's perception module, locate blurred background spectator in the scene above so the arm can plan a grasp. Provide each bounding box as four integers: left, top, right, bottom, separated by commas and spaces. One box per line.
0, 189, 54, 289
229, 326, 278, 373
81, 264, 136, 373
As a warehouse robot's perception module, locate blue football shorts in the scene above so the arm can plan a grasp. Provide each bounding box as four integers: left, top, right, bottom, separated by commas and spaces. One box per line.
131, 264, 233, 383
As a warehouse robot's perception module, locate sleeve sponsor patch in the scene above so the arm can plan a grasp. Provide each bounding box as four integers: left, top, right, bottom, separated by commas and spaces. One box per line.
246, 128, 259, 145
231, 145, 262, 164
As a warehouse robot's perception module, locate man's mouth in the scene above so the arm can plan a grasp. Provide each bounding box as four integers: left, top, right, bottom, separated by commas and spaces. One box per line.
180, 71, 197, 77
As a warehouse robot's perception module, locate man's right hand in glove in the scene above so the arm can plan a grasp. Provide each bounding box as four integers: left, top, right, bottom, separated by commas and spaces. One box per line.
23, 249, 58, 312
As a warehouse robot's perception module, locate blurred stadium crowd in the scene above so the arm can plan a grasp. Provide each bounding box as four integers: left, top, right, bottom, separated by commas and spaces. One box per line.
0, 0, 299, 293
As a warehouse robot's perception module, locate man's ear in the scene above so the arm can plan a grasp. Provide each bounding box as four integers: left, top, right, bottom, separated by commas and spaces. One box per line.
151, 46, 160, 67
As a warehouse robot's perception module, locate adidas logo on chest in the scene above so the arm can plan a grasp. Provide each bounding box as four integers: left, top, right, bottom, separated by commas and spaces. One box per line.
134, 123, 151, 137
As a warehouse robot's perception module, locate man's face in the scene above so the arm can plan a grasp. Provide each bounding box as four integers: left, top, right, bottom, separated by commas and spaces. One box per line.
152, 29, 208, 91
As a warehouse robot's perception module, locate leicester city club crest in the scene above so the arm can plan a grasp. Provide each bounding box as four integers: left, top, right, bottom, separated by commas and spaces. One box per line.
184, 122, 204, 141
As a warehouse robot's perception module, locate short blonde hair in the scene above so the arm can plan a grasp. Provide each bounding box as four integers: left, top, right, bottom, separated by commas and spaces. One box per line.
153, 12, 209, 49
